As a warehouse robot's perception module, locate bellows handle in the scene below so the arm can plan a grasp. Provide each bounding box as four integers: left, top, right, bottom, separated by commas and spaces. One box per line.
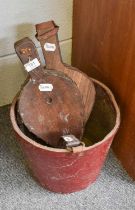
36, 21, 64, 70
14, 37, 44, 80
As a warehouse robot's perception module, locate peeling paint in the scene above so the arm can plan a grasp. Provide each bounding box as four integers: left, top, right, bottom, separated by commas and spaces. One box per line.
50, 168, 84, 180
38, 115, 45, 123
64, 113, 70, 122
59, 112, 70, 123
63, 128, 70, 135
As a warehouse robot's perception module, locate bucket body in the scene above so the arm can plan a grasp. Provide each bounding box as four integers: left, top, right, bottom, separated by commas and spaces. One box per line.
10, 79, 120, 193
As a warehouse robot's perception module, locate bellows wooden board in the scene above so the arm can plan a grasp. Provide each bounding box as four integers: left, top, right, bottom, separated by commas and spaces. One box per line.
15, 37, 84, 147
36, 21, 95, 124
14, 20, 96, 149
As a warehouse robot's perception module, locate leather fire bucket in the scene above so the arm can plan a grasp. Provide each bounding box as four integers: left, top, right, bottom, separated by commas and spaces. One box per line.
10, 78, 120, 193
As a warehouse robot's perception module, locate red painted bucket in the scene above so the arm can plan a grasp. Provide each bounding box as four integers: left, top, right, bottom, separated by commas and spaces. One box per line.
10, 78, 120, 193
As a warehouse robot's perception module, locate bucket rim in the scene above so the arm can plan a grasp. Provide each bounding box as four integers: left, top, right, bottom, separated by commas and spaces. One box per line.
10, 78, 120, 153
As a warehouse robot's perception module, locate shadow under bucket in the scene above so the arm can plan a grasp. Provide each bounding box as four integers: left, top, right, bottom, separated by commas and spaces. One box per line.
10, 78, 120, 194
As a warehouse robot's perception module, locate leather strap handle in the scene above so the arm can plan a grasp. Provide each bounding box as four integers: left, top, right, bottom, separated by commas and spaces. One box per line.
67, 142, 85, 153
58, 134, 85, 153
36, 21, 59, 41
14, 37, 44, 80
35, 21, 64, 70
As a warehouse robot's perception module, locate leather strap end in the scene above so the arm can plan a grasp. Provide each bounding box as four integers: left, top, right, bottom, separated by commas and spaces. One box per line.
36, 20, 57, 32
35, 20, 59, 41
67, 142, 85, 153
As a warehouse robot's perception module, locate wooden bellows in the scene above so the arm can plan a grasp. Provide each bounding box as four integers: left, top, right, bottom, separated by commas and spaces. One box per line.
15, 38, 85, 148
14, 20, 96, 149
35, 21, 96, 123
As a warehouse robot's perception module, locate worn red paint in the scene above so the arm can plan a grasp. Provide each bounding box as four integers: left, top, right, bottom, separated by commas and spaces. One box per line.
10, 79, 120, 194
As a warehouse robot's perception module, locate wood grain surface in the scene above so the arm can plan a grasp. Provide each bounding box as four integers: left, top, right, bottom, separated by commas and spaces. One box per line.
15, 37, 84, 148
73, 0, 135, 178
36, 21, 96, 123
